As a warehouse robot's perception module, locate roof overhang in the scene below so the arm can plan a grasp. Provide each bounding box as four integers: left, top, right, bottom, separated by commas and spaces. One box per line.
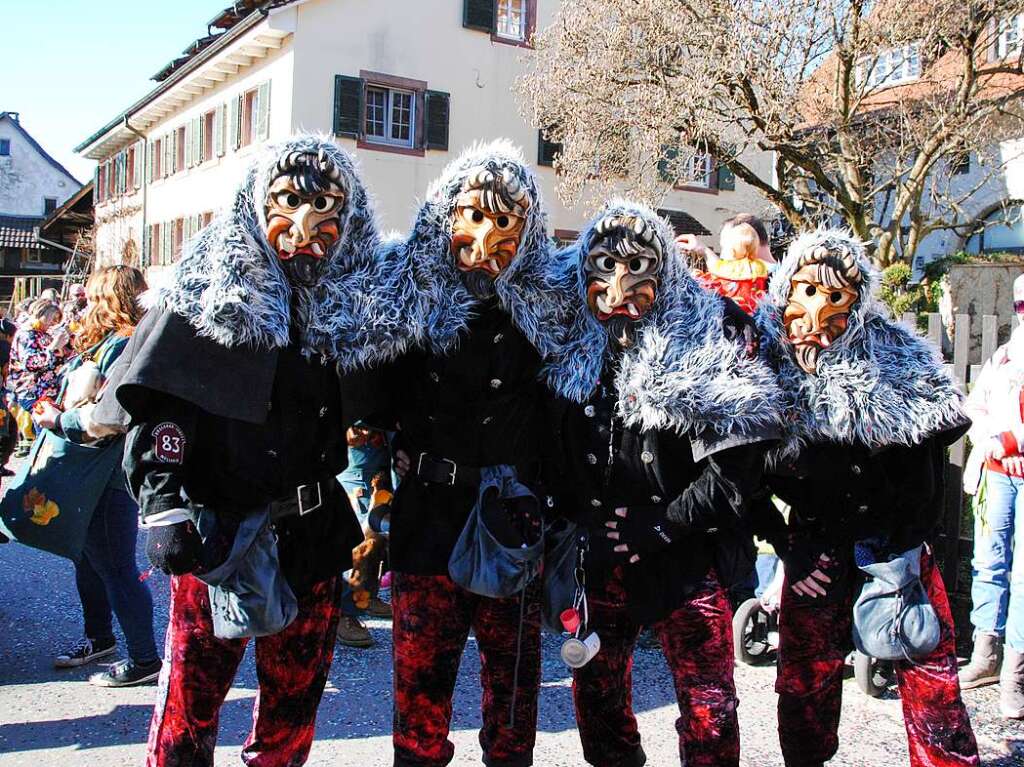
76, 8, 294, 160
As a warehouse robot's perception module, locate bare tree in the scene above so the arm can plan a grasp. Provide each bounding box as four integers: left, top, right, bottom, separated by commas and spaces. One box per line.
519, 0, 1024, 266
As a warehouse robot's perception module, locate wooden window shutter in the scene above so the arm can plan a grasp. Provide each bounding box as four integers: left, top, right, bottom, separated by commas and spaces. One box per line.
463, 0, 495, 32
715, 144, 735, 190
229, 96, 241, 151
164, 133, 172, 176
197, 116, 205, 163
333, 75, 364, 139
215, 104, 226, 157
256, 81, 271, 141
537, 130, 562, 167
134, 141, 143, 189
93, 166, 100, 203
423, 90, 450, 151
143, 225, 151, 269
657, 144, 679, 183
184, 121, 194, 168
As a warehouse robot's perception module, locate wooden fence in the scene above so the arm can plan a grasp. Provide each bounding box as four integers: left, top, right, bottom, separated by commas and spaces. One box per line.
902, 311, 999, 644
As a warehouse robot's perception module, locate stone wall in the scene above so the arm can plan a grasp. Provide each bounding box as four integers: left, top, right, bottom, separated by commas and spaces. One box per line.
939, 262, 1024, 363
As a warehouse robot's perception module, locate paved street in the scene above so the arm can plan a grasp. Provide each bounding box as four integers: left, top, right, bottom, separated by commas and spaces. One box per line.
1, 537, 1023, 767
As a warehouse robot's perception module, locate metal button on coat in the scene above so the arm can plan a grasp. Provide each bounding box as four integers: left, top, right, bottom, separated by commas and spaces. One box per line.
490, 379, 502, 390
584, 406, 596, 417
651, 495, 662, 503
851, 464, 862, 475
267, 449, 277, 458
493, 333, 504, 343
591, 498, 602, 508
641, 451, 654, 464
586, 453, 598, 464
430, 372, 440, 383
858, 505, 869, 514
319, 406, 328, 418
482, 416, 493, 424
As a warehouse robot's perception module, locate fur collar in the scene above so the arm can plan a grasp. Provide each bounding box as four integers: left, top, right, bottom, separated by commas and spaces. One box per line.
402, 139, 572, 358
755, 229, 965, 455
151, 135, 409, 368
546, 199, 784, 438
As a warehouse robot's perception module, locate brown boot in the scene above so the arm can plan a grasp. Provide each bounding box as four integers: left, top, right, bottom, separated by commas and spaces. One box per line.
336, 615, 374, 648
1001, 647, 1024, 719
959, 633, 1002, 689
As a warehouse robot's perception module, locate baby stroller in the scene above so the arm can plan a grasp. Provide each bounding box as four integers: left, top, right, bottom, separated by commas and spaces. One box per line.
732, 536, 895, 697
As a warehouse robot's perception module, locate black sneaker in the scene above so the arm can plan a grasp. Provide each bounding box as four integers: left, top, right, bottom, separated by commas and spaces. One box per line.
54, 636, 117, 668
89, 658, 162, 688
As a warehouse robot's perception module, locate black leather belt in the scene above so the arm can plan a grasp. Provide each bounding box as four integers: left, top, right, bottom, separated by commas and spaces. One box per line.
269, 480, 326, 520
415, 452, 482, 487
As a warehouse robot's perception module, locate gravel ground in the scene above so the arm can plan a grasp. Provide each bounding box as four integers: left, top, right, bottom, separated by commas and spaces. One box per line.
2, 536, 1023, 766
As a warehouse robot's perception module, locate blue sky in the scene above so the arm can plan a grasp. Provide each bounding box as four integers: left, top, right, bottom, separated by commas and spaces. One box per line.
1, 0, 226, 183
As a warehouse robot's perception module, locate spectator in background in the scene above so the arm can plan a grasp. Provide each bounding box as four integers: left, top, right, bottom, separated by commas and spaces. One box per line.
336, 424, 393, 648
0, 318, 17, 474
6, 300, 69, 456
63, 283, 88, 335
962, 273, 1024, 718
33, 265, 160, 687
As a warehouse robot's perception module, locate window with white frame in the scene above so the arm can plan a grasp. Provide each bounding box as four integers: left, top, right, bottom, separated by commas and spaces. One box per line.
686, 153, 714, 188
364, 86, 415, 148
998, 15, 1023, 59
496, 0, 527, 41
856, 43, 921, 88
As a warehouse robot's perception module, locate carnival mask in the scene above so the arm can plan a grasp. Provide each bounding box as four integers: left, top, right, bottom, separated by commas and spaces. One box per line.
783, 245, 862, 374
450, 166, 531, 299
584, 215, 664, 349
264, 150, 347, 287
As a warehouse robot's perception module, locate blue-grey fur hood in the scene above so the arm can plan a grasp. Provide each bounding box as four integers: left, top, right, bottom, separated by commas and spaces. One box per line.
546, 199, 785, 438
755, 228, 964, 455
151, 134, 411, 368
402, 139, 571, 357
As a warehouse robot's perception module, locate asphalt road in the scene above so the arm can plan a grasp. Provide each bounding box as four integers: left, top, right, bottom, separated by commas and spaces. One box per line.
1, 536, 1023, 766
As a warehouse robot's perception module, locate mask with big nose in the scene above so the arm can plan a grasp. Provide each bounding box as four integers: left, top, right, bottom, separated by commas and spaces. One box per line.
584, 215, 663, 350
264, 150, 347, 288
450, 166, 530, 299
783, 245, 862, 374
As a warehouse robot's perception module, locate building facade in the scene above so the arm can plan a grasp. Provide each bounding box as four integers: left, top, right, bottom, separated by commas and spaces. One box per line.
77, 0, 774, 272
0, 112, 82, 301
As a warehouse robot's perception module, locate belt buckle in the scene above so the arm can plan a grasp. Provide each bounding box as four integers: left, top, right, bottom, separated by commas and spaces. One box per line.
417, 452, 457, 486
296, 482, 323, 516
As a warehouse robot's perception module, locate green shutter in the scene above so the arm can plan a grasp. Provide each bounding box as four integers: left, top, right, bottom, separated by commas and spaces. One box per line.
184, 121, 193, 168
214, 104, 226, 157
537, 130, 562, 167
256, 81, 271, 141
716, 144, 736, 191
333, 75, 364, 139
657, 144, 679, 183
463, 0, 495, 32
229, 97, 241, 151
423, 90, 450, 150
93, 166, 100, 203
134, 141, 143, 188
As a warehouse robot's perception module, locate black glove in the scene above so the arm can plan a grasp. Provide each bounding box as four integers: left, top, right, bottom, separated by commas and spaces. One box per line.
146, 520, 203, 575
776, 530, 827, 583
596, 506, 680, 564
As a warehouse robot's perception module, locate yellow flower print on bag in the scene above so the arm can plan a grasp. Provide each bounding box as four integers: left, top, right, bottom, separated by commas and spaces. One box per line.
24, 488, 60, 526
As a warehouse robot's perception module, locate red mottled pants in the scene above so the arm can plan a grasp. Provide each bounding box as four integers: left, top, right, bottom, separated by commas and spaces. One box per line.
776, 549, 979, 767
391, 573, 541, 767
572, 569, 740, 767
147, 573, 342, 767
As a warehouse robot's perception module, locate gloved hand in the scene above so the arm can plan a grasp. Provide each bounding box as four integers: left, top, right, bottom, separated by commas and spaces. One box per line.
146, 521, 203, 575
597, 506, 679, 565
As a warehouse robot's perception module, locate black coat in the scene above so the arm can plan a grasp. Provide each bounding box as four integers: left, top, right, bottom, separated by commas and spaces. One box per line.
118, 310, 363, 594
547, 378, 768, 625
382, 304, 548, 575
764, 420, 968, 555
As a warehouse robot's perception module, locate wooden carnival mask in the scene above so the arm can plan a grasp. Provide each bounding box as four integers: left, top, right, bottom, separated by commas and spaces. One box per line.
783, 245, 862, 374
264, 150, 347, 286
450, 166, 531, 296
584, 214, 664, 349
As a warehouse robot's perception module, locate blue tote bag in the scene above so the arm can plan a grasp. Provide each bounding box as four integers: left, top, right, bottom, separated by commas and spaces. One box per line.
0, 429, 124, 561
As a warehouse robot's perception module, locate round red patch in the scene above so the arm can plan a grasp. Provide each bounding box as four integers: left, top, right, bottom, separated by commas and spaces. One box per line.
152, 422, 186, 464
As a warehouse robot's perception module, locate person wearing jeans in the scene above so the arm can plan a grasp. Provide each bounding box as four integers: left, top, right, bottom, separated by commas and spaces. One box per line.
962, 273, 1024, 717
36, 266, 161, 687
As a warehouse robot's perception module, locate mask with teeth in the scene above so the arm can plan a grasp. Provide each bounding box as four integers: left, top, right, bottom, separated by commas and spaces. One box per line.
783, 244, 862, 374
450, 165, 531, 293
264, 149, 348, 287
584, 215, 664, 350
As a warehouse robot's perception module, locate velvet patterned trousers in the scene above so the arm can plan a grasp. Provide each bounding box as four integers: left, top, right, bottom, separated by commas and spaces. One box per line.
147, 574, 342, 767
391, 573, 542, 767
572, 569, 740, 767
776, 550, 980, 767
